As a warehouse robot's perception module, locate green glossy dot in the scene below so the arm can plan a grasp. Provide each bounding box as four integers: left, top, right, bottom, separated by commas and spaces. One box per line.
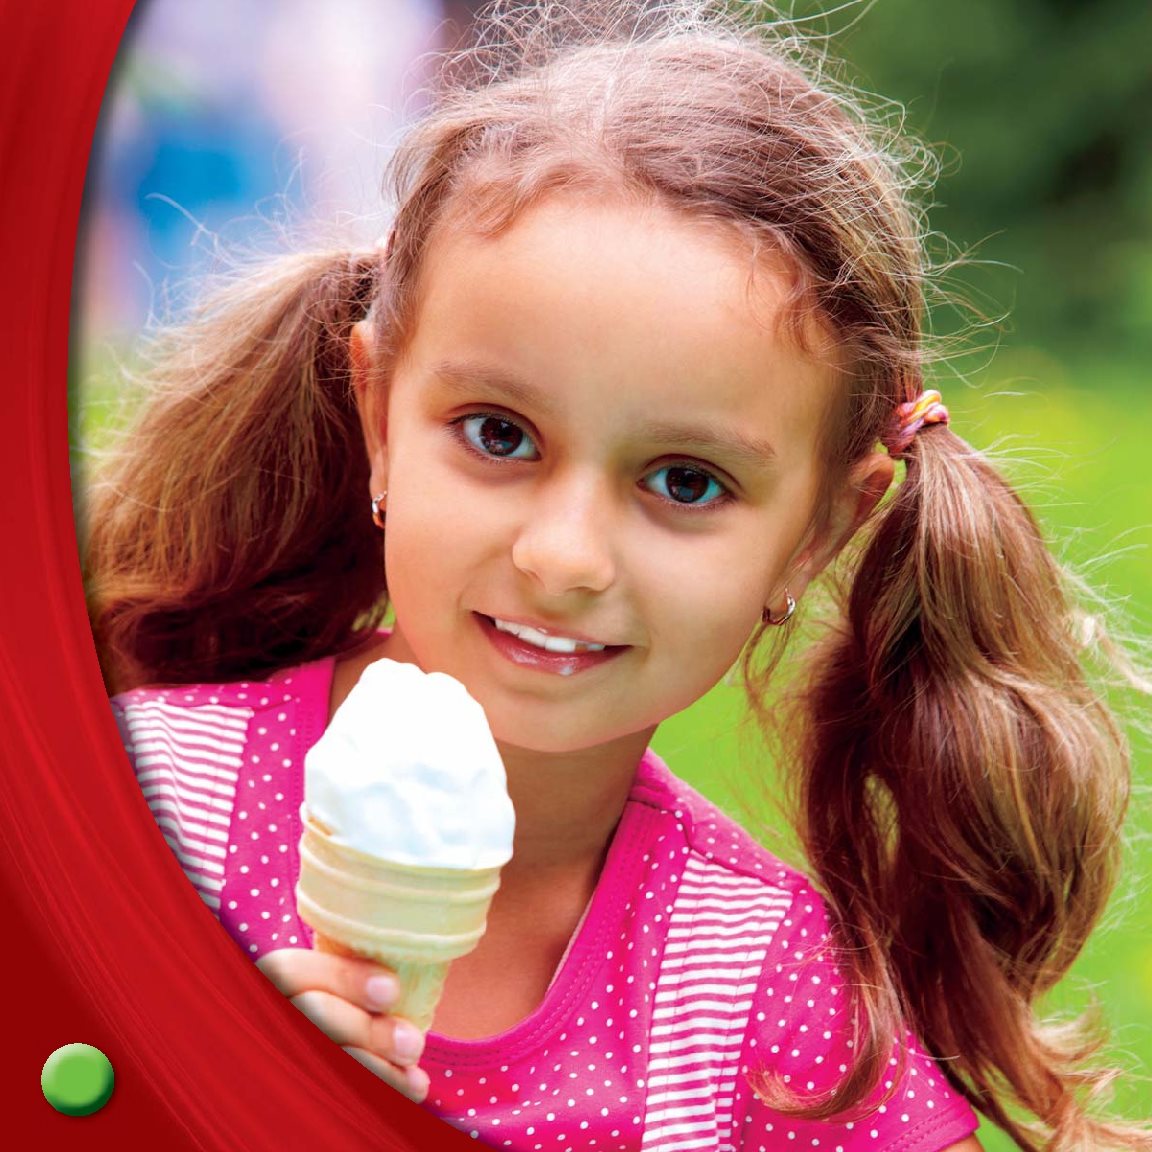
41, 1044, 115, 1116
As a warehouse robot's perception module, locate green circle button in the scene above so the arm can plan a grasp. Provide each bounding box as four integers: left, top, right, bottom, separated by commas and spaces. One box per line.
41, 1044, 115, 1116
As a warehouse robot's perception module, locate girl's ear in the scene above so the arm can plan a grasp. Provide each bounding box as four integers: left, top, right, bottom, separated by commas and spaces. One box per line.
788, 450, 895, 601
350, 318, 389, 495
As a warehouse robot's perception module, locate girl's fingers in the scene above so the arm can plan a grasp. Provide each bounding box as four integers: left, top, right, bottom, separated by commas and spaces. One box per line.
256, 948, 428, 1095
256, 947, 399, 1012
291, 989, 426, 1068
344, 1046, 431, 1104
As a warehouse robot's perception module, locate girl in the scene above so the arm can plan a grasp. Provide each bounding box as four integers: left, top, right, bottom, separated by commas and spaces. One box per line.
83, 2, 1148, 1149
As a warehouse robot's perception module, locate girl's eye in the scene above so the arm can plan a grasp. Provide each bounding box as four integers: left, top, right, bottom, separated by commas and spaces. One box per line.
458, 414, 539, 460
644, 464, 728, 506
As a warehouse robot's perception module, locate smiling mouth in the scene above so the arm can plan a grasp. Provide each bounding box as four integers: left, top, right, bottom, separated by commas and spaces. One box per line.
476, 614, 628, 677
489, 616, 608, 654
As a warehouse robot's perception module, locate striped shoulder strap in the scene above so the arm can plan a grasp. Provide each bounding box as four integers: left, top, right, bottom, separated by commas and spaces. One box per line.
640, 852, 795, 1151
115, 696, 254, 912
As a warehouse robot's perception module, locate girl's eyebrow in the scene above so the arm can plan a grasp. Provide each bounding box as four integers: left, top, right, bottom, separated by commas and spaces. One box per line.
634, 419, 777, 471
430, 359, 777, 470
431, 360, 559, 417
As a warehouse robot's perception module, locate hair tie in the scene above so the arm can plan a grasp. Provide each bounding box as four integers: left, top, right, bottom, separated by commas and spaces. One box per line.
885, 388, 950, 456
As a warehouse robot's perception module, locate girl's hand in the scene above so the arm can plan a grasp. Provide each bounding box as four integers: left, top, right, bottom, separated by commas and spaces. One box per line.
256, 948, 430, 1103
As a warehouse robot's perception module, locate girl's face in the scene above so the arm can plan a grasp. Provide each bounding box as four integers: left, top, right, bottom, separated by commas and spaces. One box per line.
358, 196, 888, 755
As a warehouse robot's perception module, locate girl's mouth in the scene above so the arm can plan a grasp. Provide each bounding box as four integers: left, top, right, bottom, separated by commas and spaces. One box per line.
475, 613, 628, 676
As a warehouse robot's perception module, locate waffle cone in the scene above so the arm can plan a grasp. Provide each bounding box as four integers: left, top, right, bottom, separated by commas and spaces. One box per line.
296, 812, 504, 1031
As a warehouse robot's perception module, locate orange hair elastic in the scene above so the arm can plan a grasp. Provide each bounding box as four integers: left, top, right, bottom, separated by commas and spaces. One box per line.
884, 388, 950, 456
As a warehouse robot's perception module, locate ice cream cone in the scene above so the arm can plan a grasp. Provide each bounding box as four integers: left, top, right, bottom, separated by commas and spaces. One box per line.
296, 811, 503, 1030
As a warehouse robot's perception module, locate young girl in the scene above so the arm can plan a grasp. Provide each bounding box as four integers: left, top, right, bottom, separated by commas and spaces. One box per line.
83, 2, 1148, 1149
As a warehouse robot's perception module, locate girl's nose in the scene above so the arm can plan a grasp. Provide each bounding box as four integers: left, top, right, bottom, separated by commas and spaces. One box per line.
510, 475, 617, 597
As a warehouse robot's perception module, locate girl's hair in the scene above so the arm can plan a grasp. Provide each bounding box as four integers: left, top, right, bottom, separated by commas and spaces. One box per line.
83, 2, 1147, 1146
84, 252, 388, 688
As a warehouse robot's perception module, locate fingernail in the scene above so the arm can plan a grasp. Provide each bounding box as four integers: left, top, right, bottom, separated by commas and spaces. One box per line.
365, 975, 397, 1009
393, 1022, 424, 1063
409, 1067, 431, 1102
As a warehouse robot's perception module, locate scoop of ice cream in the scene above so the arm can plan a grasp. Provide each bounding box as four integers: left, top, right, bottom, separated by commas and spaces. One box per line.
303, 658, 515, 869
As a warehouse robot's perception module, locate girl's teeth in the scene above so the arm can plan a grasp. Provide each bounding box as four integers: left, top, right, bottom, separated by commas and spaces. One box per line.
492, 618, 606, 654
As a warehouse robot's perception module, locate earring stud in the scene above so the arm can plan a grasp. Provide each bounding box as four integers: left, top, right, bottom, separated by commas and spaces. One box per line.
370, 491, 387, 530
762, 590, 796, 626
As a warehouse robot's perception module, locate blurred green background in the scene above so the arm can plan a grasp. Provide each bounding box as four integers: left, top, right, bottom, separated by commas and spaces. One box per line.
74, 0, 1151, 1145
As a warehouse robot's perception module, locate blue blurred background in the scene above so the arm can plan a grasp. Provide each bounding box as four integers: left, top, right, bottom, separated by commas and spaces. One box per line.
77, 0, 473, 342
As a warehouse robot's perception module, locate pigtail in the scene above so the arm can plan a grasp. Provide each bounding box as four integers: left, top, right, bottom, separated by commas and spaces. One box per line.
83, 250, 387, 693
792, 424, 1144, 1149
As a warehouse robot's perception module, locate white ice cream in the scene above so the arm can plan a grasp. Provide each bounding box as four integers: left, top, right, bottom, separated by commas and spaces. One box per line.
303, 659, 515, 869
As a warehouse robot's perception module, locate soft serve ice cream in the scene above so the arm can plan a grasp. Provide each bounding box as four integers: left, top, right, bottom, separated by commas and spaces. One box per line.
303, 658, 515, 869
296, 659, 516, 1029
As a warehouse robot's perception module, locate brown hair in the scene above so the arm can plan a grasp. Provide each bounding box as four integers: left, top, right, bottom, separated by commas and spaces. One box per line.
84, 251, 387, 688
82, 2, 1148, 1146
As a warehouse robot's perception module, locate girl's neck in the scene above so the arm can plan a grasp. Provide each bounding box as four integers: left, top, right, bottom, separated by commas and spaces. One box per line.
431, 734, 649, 1039
496, 730, 650, 878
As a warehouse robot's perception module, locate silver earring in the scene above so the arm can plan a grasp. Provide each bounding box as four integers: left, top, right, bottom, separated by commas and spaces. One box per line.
762, 590, 796, 626
370, 491, 387, 530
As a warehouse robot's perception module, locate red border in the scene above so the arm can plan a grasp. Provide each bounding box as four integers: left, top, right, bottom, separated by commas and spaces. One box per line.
0, 3, 477, 1145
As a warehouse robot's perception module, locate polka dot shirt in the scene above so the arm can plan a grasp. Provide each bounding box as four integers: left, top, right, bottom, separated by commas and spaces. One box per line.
114, 657, 979, 1151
